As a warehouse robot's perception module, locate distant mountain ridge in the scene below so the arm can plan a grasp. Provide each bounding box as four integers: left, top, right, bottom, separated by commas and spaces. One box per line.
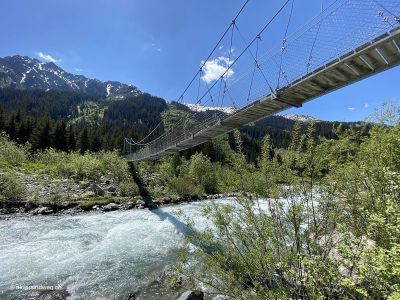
282, 114, 318, 123
0, 55, 141, 99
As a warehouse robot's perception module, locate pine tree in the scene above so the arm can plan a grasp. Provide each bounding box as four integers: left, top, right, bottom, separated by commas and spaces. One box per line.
7, 114, 16, 141
0, 106, 4, 131
52, 121, 68, 151
79, 127, 90, 154
31, 115, 52, 151
90, 135, 102, 152
67, 126, 77, 151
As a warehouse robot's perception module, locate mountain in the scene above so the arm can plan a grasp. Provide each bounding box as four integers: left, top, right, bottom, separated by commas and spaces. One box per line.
184, 103, 237, 115
282, 114, 318, 123
0, 55, 141, 99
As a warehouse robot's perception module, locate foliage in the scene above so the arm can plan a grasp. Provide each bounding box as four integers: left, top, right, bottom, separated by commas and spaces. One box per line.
119, 181, 139, 197
188, 153, 218, 194
178, 104, 400, 299
0, 172, 25, 205
33, 148, 131, 182
0, 132, 28, 168
168, 177, 202, 199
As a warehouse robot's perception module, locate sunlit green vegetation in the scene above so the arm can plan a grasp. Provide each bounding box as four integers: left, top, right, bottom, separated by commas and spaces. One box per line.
174, 102, 400, 299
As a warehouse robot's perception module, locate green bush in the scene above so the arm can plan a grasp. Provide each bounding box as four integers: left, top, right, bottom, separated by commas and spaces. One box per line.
178, 105, 400, 299
61, 152, 102, 180
168, 177, 202, 199
188, 153, 218, 194
99, 151, 130, 183
0, 172, 25, 205
34, 148, 68, 165
0, 132, 28, 168
119, 181, 139, 197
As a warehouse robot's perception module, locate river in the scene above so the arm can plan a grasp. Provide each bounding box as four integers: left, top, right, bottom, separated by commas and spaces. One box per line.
0, 199, 228, 300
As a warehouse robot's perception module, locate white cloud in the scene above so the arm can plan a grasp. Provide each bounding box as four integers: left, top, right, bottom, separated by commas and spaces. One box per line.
37, 52, 61, 63
201, 56, 234, 84
218, 45, 224, 50
364, 103, 370, 108
347, 107, 356, 111
74, 68, 83, 72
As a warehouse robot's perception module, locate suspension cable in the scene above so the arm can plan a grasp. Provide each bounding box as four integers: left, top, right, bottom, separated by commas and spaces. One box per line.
277, 0, 295, 89
129, 0, 292, 150
128, 0, 251, 146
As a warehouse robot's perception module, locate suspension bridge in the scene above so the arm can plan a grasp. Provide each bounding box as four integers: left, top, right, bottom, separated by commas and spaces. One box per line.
124, 0, 400, 162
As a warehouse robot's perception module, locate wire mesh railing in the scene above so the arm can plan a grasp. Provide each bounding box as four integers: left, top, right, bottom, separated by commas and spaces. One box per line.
125, 0, 400, 161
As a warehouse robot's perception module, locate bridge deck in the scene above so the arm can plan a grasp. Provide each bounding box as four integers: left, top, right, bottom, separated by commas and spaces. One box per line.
126, 27, 400, 162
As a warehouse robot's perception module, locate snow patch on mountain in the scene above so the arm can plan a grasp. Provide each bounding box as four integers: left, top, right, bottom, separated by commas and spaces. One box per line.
184, 103, 236, 114
0, 55, 141, 99
282, 114, 318, 123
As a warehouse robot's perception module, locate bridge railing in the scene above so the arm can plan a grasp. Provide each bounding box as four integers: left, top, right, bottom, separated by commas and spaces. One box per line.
125, 0, 400, 161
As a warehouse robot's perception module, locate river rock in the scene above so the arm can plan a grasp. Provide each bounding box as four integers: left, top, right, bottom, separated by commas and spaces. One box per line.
103, 203, 119, 211
88, 183, 105, 196
126, 292, 137, 300
32, 206, 53, 215
135, 199, 145, 205
119, 202, 134, 210
0, 208, 9, 214
160, 197, 171, 204
177, 290, 204, 300
108, 185, 117, 193
147, 203, 158, 210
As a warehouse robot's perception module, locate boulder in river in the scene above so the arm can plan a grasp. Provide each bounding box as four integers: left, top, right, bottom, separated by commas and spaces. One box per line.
32, 206, 54, 215
177, 290, 204, 300
103, 203, 119, 211
88, 183, 105, 196
119, 202, 134, 210
135, 199, 145, 206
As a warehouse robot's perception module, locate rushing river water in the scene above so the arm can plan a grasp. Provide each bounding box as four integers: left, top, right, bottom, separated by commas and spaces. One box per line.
0, 200, 227, 300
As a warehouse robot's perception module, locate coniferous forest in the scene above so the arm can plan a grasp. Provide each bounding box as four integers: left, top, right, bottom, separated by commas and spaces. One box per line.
0, 88, 370, 161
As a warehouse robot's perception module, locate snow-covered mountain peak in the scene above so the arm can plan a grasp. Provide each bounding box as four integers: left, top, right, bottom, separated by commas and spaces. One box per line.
0, 55, 141, 99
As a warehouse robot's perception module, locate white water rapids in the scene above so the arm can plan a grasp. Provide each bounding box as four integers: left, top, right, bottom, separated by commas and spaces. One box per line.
0, 200, 227, 300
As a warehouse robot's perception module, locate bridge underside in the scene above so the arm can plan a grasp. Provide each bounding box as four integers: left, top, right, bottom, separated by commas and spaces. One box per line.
127, 27, 400, 162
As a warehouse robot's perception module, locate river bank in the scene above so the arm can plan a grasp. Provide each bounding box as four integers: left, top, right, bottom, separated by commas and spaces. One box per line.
0, 169, 244, 220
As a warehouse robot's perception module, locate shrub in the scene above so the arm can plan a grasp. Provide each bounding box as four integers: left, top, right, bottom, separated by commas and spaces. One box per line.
178, 107, 400, 299
59, 152, 102, 180
0, 172, 25, 205
99, 151, 130, 183
188, 153, 218, 194
34, 148, 68, 165
119, 181, 139, 197
168, 177, 202, 199
0, 132, 28, 168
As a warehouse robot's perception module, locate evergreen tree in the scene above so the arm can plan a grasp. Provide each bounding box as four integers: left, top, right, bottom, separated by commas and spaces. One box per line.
31, 115, 52, 151
52, 120, 68, 151
7, 114, 16, 141
90, 135, 102, 152
79, 127, 90, 154
0, 106, 4, 131
67, 126, 77, 151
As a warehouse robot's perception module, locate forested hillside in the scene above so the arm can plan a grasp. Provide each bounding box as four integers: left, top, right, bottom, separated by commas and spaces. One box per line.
0, 88, 369, 161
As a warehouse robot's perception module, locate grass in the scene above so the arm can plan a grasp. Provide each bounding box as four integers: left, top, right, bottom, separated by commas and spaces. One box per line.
0, 133, 139, 210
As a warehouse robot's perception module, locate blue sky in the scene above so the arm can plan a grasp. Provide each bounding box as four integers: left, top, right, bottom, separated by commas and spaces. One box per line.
1, 0, 399, 121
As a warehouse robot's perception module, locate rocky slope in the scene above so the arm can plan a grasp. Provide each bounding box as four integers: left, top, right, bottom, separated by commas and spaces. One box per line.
0, 55, 141, 99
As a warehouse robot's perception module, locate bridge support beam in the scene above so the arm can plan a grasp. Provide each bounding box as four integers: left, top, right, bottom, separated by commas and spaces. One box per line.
269, 91, 302, 108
